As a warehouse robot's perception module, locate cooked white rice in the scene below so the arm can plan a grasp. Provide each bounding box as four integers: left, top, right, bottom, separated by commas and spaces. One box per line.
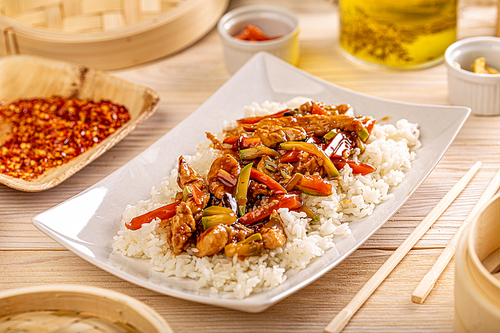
112, 98, 420, 299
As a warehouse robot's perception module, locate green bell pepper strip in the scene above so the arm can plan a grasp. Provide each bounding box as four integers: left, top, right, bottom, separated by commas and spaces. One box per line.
182, 185, 192, 202
239, 146, 280, 160
323, 129, 338, 141
224, 233, 264, 257
202, 206, 236, 217
235, 163, 253, 216
280, 141, 339, 179
357, 126, 370, 142
284, 173, 303, 191
298, 204, 320, 222
202, 214, 237, 230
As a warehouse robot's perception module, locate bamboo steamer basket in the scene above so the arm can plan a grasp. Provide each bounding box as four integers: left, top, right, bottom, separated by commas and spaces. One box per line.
0, 284, 173, 332
455, 193, 500, 333
0, 0, 229, 70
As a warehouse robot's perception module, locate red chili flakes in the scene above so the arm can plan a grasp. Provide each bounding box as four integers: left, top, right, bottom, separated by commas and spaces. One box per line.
0, 95, 131, 181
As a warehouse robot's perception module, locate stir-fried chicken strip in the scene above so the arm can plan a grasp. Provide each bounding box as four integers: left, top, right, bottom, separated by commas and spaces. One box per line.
205, 132, 224, 150
165, 202, 197, 255
260, 211, 287, 249
293, 154, 325, 177
254, 126, 307, 147
243, 114, 364, 137
299, 101, 351, 115
177, 156, 203, 189
195, 223, 254, 257
248, 180, 272, 200
196, 224, 229, 257
226, 223, 254, 243
177, 156, 210, 220
163, 157, 210, 254
261, 227, 286, 249
206, 154, 241, 199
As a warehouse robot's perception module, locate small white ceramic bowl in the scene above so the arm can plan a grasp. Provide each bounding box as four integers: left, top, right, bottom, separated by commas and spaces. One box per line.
445, 36, 500, 116
217, 5, 299, 73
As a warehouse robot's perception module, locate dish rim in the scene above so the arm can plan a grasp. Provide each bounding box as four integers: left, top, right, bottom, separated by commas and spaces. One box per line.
32, 52, 470, 312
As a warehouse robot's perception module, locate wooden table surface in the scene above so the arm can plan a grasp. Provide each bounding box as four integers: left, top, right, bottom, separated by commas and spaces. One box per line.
1, 0, 499, 332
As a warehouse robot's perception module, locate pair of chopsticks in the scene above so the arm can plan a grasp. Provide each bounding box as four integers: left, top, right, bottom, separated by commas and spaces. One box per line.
412, 164, 500, 303
324, 162, 500, 333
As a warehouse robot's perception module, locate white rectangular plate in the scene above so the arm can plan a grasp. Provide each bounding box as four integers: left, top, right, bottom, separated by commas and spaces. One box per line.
33, 52, 470, 313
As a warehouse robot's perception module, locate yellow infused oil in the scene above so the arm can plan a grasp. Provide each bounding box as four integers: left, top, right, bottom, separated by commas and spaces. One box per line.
339, 0, 457, 69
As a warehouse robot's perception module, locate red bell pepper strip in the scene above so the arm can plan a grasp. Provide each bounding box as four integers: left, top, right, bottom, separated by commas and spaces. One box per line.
333, 159, 376, 176
250, 168, 286, 195
311, 102, 330, 116
280, 150, 302, 163
362, 117, 376, 135
222, 136, 238, 144
240, 137, 261, 148
239, 193, 302, 225
295, 174, 333, 196
223, 136, 261, 149
191, 184, 204, 206
125, 200, 181, 230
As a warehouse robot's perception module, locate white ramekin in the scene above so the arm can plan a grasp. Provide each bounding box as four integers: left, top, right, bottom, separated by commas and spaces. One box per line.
217, 5, 300, 73
445, 36, 500, 116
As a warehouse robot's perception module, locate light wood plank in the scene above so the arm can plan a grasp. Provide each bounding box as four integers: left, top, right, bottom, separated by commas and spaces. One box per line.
0, 1, 498, 332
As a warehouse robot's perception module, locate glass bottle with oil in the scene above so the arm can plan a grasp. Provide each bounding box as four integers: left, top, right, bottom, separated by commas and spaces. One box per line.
339, 0, 457, 69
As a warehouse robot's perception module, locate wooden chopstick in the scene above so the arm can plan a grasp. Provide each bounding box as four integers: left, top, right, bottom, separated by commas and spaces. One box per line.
324, 161, 481, 333
411, 167, 500, 304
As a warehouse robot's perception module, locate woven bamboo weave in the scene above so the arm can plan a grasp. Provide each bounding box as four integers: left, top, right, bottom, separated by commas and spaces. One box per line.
0, 0, 229, 69
0, 0, 186, 32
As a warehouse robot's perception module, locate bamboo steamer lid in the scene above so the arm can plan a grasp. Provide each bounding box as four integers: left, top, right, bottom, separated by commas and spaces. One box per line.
0, 285, 173, 333
455, 194, 500, 333
0, 0, 229, 70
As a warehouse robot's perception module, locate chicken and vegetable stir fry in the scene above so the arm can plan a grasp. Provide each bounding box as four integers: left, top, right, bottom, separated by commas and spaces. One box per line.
125, 101, 377, 258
